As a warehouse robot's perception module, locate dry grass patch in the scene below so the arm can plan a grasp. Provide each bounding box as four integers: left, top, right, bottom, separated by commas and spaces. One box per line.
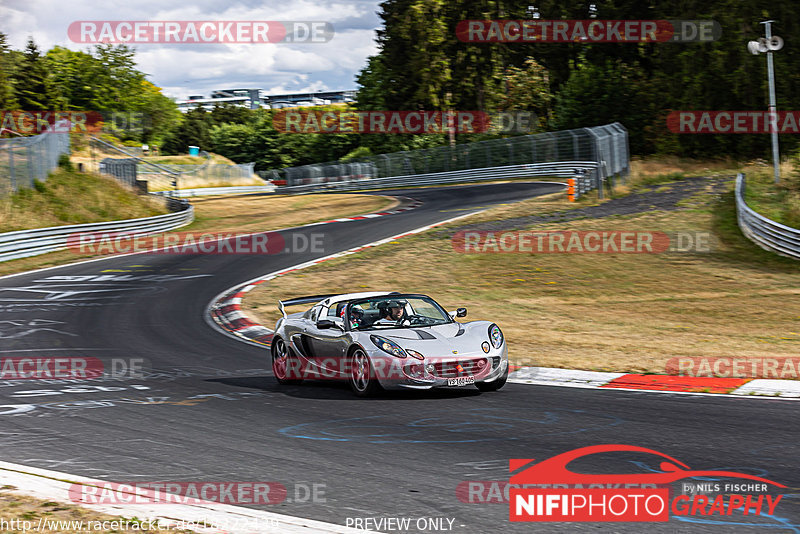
185, 193, 395, 233
0, 193, 394, 277
0, 490, 188, 533
244, 184, 800, 375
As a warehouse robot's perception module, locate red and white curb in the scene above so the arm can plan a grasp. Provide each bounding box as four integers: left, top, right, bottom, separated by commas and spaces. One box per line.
509, 367, 800, 399
311, 197, 422, 225
207, 212, 477, 349
206, 202, 800, 400
0, 461, 375, 534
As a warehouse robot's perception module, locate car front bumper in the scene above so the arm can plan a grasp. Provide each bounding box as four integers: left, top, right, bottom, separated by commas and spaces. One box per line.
374, 345, 509, 390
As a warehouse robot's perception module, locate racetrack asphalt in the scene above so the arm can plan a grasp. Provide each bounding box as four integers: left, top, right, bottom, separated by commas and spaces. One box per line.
0, 181, 798, 533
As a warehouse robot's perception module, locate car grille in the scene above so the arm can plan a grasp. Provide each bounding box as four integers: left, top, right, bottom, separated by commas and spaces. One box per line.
431, 358, 486, 378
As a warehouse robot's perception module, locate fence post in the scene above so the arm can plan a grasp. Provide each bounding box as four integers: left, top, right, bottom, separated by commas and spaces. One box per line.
26, 140, 34, 188
7, 145, 15, 193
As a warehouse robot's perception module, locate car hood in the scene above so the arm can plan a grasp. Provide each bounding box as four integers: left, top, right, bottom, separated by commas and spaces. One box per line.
372, 323, 488, 358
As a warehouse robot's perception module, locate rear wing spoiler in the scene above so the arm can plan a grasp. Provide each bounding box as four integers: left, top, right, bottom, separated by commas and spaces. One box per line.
278, 294, 338, 318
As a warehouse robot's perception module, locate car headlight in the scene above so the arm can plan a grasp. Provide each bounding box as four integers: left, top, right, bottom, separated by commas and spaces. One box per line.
406, 349, 425, 360
371, 335, 407, 358
489, 324, 504, 349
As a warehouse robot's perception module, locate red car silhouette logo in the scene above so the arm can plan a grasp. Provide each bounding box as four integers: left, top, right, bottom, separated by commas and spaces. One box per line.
510, 444, 786, 487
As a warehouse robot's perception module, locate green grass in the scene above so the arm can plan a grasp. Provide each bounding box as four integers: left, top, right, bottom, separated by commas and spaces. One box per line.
743, 166, 800, 229
0, 167, 166, 233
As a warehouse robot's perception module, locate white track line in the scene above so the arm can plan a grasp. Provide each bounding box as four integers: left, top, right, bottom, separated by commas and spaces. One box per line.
0, 461, 375, 534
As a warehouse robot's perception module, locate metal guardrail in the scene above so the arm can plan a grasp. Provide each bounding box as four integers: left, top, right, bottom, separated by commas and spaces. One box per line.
0, 203, 194, 263
276, 161, 597, 194
270, 122, 629, 197
151, 185, 276, 197
736, 173, 800, 260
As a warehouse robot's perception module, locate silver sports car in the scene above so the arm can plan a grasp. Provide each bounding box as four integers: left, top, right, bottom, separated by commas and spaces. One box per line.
270, 291, 508, 396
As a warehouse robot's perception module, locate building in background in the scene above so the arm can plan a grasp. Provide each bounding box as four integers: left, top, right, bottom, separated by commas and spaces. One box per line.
176, 89, 356, 112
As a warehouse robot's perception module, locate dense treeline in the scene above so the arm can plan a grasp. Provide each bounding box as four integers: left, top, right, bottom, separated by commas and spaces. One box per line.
3, 0, 800, 172
361, 0, 800, 158
0, 34, 180, 143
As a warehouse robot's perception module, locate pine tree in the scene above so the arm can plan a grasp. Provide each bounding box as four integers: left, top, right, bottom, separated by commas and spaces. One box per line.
0, 32, 18, 109
14, 38, 56, 110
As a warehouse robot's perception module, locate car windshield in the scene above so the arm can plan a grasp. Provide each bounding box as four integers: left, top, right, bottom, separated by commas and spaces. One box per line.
347, 295, 452, 330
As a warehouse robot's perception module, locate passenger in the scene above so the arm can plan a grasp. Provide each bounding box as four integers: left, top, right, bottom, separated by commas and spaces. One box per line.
343, 304, 365, 329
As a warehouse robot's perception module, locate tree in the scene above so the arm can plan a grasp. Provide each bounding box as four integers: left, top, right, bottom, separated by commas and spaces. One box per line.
160, 106, 212, 154
210, 103, 253, 126
209, 122, 256, 162
0, 32, 18, 109
45, 46, 95, 110
496, 58, 552, 130
14, 38, 57, 110
136, 80, 182, 144
355, 56, 388, 111
551, 56, 655, 154
88, 44, 144, 112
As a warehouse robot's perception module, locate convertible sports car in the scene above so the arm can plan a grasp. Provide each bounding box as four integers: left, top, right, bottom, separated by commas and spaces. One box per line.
270, 291, 508, 396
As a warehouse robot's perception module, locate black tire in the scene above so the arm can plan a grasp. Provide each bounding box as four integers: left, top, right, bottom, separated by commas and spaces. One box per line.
349, 347, 383, 397
272, 337, 303, 385
476, 365, 508, 392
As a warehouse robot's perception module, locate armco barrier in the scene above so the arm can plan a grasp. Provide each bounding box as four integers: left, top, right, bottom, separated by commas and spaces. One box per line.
0, 203, 194, 263
268, 122, 630, 198
151, 185, 276, 198
736, 173, 800, 260
276, 161, 595, 194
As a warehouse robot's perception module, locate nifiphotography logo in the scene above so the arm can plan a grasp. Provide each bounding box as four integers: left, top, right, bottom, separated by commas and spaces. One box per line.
509, 445, 785, 523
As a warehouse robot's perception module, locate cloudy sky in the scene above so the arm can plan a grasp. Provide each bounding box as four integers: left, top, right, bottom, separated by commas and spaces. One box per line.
0, 0, 382, 100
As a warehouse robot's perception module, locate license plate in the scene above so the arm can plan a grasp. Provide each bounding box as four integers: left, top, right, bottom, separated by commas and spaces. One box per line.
447, 376, 475, 386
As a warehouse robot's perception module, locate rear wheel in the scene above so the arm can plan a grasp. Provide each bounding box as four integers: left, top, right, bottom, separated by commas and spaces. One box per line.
272, 337, 303, 385
349, 348, 382, 397
476, 365, 508, 392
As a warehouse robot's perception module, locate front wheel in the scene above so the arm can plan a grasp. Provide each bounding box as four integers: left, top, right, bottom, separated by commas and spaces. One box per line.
272, 337, 303, 385
476, 365, 508, 392
349, 348, 382, 397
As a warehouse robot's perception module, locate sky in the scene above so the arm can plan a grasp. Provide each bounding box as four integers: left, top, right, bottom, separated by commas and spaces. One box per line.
0, 0, 382, 100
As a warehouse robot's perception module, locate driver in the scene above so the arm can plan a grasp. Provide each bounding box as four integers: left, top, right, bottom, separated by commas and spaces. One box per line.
375, 299, 407, 325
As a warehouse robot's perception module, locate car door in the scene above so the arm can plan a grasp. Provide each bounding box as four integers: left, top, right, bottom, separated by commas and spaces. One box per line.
306, 304, 350, 376
292, 304, 324, 359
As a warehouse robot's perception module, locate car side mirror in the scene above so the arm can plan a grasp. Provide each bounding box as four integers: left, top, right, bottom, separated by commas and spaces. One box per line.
317, 319, 341, 330
456, 307, 467, 317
